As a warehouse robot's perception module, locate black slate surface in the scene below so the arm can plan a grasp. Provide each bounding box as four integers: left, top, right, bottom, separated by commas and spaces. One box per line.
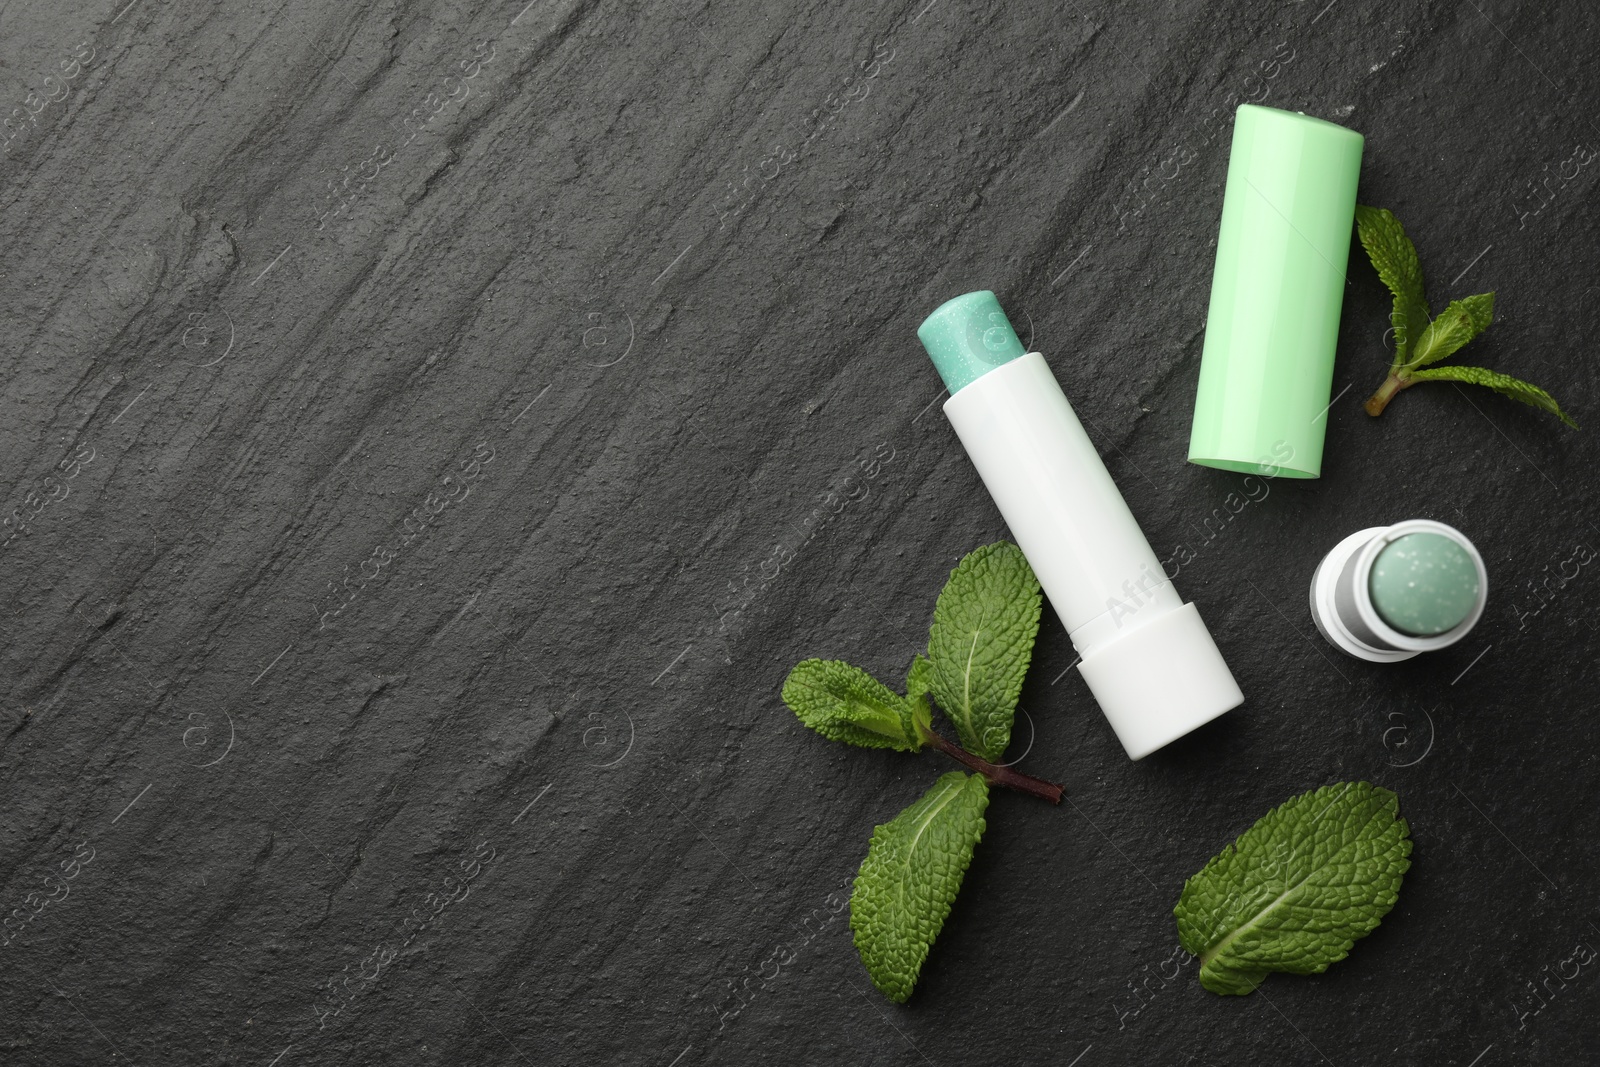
2, 0, 1597, 1064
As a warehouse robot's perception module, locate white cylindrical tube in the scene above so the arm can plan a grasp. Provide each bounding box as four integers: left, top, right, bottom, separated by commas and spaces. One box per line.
944, 353, 1184, 653
920, 291, 1243, 759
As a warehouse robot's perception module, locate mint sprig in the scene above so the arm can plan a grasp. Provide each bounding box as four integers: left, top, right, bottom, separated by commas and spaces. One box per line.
1356, 205, 1577, 427
1174, 781, 1412, 995
780, 541, 1062, 1002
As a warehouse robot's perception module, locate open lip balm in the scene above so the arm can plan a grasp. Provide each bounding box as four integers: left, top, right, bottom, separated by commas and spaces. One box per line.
1309, 519, 1488, 662
918, 290, 1243, 759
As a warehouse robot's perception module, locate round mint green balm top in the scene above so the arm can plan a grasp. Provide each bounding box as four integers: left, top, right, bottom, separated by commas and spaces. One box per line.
1368, 532, 1480, 636
917, 290, 1026, 395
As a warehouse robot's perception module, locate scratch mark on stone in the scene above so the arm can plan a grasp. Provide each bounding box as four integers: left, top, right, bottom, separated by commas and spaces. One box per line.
651, 644, 692, 685
251, 245, 292, 286
113, 782, 152, 823
1245, 578, 1351, 685
112, 385, 150, 423
46, 981, 136, 1063
652, 245, 692, 285
512, 384, 552, 424
1051, 244, 1093, 288
1450, 384, 1561, 492
252, 644, 292, 686
1036, 91, 1085, 140
666, 795, 759, 893
1450, 244, 1492, 287
849, 982, 935, 1064
1310, 381, 1352, 424
1049, 658, 1081, 685
513, 782, 553, 824
911, 389, 946, 424
1450, 644, 1492, 685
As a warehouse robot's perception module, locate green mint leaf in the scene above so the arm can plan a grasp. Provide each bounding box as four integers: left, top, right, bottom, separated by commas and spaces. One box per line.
1404, 292, 1494, 370
781, 659, 923, 752
1355, 205, 1429, 367
1408, 363, 1579, 428
1174, 781, 1412, 996
851, 771, 990, 1002
924, 542, 1042, 761
905, 653, 935, 703
905, 653, 936, 741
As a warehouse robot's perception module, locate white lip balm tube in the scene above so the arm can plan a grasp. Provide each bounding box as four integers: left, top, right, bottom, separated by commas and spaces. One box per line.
918, 291, 1243, 759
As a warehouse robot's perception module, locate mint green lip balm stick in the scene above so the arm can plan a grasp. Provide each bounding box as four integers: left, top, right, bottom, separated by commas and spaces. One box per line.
1309, 519, 1488, 661
919, 291, 1243, 760
1188, 105, 1364, 478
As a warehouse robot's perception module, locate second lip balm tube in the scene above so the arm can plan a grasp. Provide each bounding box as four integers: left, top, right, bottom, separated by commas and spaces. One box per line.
918, 291, 1243, 759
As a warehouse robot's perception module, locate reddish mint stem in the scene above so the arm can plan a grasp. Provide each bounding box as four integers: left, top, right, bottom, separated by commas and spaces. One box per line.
1365, 371, 1411, 416
917, 723, 1064, 804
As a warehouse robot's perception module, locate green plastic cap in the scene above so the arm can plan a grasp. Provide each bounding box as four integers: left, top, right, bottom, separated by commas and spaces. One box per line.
1368, 531, 1481, 636
1188, 105, 1364, 479
916, 290, 1027, 395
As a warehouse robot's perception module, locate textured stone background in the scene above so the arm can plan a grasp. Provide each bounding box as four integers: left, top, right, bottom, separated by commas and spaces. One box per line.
1, 0, 1596, 1064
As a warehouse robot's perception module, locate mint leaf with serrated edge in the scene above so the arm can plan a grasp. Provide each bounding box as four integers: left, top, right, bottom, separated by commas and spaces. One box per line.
1174, 781, 1412, 995
1354, 205, 1429, 367
905, 653, 936, 737
1406, 292, 1494, 370
924, 542, 1042, 761
1409, 364, 1578, 428
781, 659, 924, 752
851, 771, 990, 1002
1356, 205, 1575, 426
905, 652, 935, 706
